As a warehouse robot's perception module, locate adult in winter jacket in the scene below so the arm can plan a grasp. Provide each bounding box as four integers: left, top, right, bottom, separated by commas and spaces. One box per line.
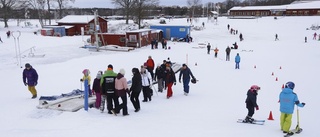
141, 66, 152, 102
112, 69, 130, 116
92, 71, 103, 108
100, 64, 119, 114
179, 64, 196, 96
225, 46, 231, 61
235, 53, 240, 69
244, 85, 260, 123
22, 63, 38, 99
207, 43, 211, 54
130, 68, 142, 112
146, 56, 155, 79
155, 63, 165, 92
165, 66, 176, 99
279, 82, 305, 135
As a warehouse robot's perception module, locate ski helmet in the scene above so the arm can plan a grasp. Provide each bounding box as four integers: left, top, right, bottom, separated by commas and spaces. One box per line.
191, 79, 197, 84
250, 85, 260, 90
285, 81, 295, 90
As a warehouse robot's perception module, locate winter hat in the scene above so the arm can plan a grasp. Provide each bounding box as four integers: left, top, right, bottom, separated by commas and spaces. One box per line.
182, 64, 187, 67
250, 85, 261, 90
96, 71, 103, 79
108, 64, 113, 69
25, 63, 31, 68
119, 69, 125, 75
82, 69, 90, 76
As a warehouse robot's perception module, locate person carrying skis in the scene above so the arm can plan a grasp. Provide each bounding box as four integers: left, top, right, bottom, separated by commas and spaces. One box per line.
243, 85, 261, 123
235, 53, 240, 69
92, 71, 103, 109
179, 64, 196, 96
279, 81, 305, 136
100, 64, 119, 114
22, 63, 38, 99
130, 68, 142, 112
112, 69, 130, 116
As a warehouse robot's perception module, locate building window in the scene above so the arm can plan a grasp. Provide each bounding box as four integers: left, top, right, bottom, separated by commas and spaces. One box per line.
129, 35, 137, 42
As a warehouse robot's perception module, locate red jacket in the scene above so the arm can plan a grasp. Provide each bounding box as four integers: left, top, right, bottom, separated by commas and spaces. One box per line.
146, 59, 155, 70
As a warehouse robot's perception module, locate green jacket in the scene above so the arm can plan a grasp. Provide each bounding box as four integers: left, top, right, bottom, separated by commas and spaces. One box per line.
100, 69, 117, 86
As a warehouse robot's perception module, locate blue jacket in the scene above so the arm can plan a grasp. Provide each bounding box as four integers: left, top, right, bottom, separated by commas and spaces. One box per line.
235, 55, 240, 63
179, 67, 195, 81
279, 88, 304, 114
23, 67, 38, 86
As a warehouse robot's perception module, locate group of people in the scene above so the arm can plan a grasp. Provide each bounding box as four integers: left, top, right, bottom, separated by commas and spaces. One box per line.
244, 82, 305, 136
77, 56, 196, 116
206, 42, 240, 69
151, 38, 168, 50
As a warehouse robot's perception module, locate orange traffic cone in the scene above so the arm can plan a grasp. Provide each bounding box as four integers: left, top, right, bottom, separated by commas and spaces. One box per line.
268, 111, 274, 120
276, 77, 278, 81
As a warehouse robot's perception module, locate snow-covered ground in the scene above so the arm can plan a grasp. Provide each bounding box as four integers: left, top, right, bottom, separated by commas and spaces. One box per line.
0, 16, 319, 137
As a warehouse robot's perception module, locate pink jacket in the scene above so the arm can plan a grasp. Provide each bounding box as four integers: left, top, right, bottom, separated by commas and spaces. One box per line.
115, 73, 128, 96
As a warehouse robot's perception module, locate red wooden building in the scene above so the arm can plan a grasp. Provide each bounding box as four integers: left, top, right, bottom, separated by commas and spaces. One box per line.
228, 1, 320, 17
57, 15, 108, 36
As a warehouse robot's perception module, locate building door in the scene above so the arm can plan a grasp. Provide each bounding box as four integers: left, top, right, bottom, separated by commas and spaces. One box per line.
166, 28, 171, 40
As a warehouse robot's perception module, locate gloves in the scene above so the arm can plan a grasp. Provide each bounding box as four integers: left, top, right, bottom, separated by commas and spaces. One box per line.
179, 80, 181, 83
34, 82, 37, 86
255, 106, 259, 110
174, 82, 176, 85
302, 102, 306, 106
24, 82, 27, 86
80, 79, 83, 82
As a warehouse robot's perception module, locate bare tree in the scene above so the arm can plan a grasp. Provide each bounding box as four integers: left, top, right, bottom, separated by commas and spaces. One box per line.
46, 0, 51, 25
132, 0, 159, 29
0, 0, 21, 27
111, 0, 136, 24
55, 0, 74, 19
26, 0, 46, 27
187, 0, 201, 18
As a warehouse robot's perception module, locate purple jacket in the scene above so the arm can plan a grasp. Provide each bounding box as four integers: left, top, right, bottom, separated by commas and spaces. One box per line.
23, 67, 38, 86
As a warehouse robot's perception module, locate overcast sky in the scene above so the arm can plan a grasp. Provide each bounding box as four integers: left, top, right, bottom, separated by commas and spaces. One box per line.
71, 0, 224, 8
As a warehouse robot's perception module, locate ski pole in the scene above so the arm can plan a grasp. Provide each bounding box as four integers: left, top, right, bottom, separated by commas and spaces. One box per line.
295, 108, 300, 131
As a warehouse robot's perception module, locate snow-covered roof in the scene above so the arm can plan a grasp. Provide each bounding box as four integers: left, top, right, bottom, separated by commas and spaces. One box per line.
126, 29, 152, 33
57, 15, 97, 24
229, 1, 320, 11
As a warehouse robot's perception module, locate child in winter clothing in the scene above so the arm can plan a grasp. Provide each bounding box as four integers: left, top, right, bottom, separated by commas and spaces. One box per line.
22, 63, 38, 99
92, 71, 103, 108
214, 47, 219, 58
80, 69, 92, 97
244, 85, 261, 123
235, 53, 241, 69
279, 81, 305, 135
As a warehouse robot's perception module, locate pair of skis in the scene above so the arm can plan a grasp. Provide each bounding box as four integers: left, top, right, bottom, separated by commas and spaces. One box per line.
237, 119, 265, 125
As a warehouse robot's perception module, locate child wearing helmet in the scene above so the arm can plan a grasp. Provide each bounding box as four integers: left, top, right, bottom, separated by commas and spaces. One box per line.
80, 69, 92, 97
243, 85, 261, 123
279, 81, 305, 136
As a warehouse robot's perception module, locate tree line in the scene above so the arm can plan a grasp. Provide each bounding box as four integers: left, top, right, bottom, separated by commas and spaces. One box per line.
1, 0, 296, 28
